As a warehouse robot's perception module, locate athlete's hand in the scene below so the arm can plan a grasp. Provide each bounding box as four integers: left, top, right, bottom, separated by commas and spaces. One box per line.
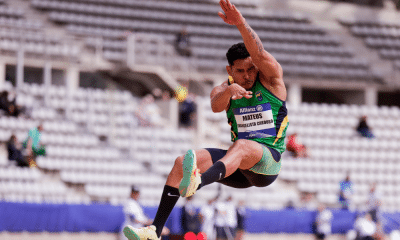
218, 0, 245, 26
229, 83, 252, 100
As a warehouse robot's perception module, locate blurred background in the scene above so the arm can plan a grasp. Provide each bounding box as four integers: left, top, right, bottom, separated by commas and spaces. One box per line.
0, 0, 400, 239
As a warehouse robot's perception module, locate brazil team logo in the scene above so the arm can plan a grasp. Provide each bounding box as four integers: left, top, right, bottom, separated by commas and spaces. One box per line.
255, 91, 263, 101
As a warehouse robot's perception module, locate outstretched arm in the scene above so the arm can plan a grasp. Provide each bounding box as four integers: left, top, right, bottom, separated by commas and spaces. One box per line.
218, 0, 282, 79
210, 81, 252, 113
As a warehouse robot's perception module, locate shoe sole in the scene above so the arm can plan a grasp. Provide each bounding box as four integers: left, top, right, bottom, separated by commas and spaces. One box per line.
179, 149, 197, 197
123, 226, 140, 240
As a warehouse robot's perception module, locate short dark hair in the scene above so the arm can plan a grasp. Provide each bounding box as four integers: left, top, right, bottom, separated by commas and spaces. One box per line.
226, 42, 250, 66
131, 185, 140, 194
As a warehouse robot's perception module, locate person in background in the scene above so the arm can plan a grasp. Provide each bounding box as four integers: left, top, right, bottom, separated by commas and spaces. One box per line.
215, 196, 237, 240
23, 124, 45, 167
339, 173, 353, 210
175, 27, 192, 57
366, 183, 381, 224
135, 94, 166, 127
286, 133, 308, 158
200, 197, 218, 240
0, 90, 12, 115
354, 213, 376, 240
181, 196, 202, 236
235, 200, 246, 240
179, 92, 197, 129
0, 90, 25, 117
300, 192, 318, 210
285, 200, 296, 210
356, 115, 375, 139
7, 135, 30, 167
313, 204, 333, 240
225, 196, 237, 240
120, 186, 169, 240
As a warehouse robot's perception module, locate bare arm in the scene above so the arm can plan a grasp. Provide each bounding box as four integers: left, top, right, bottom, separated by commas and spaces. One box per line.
211, 81, 252, 113
236, 23, 282, 78
210, 82, 231, 113
218, 0, 282, 78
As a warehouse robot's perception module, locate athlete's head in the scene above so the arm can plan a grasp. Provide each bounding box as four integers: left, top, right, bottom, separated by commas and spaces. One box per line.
226, 42, 258, 90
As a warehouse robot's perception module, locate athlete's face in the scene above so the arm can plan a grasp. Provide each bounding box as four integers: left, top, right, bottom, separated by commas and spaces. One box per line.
226, 57, 258, 90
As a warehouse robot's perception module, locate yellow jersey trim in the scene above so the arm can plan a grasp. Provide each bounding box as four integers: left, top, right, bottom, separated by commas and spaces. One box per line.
273, 116, 289, 145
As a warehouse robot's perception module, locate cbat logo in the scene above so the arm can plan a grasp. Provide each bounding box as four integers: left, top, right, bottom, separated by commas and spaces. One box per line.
255, 91, 263, 101
256, 105, 263, 111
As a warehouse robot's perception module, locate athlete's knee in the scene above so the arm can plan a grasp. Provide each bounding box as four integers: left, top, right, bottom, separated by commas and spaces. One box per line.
232, 139, 248, 151
173, 155, 184, 169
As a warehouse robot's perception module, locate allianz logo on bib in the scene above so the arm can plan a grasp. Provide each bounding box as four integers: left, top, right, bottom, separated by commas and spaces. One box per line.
239, 105, 263, 113
240, 107, 255, 113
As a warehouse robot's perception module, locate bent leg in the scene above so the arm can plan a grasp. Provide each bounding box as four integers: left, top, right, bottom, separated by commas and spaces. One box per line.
217, 139, 264, 177
152, 149, 214, 237
201, 141, 281, 189
165, 149, 214, 188
197, 141, 263, 190
206, 148, 252, 188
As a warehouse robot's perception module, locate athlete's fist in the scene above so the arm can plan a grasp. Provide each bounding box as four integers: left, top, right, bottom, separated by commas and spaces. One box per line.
218, 0, 245, 26
229, 83, 252, 100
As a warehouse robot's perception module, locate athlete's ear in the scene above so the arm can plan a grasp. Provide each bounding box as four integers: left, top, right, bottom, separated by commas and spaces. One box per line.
226, 65, 232, 76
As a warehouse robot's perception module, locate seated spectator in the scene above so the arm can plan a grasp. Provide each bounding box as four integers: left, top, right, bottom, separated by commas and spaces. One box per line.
0, 90, 25, 117
175, 27, 192, 57
23, 124, 46, 166
356, 115, 375, 138
7, 135, 30, 167
395, 0, 400, 10
179, 93, 197, 129
286, 133, 308, 158
0, 90, 14, 116
135, 94, 166, 127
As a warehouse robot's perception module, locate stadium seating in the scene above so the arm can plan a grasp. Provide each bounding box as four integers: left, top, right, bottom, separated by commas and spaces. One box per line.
277, 103, 400, 211
340, 19, 400, 66
0, 0, 80, 61
28, 0, 381, 82
0, 82, 198, 206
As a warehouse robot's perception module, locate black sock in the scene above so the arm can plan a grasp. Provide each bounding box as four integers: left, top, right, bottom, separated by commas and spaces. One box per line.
198, 161, 226, 190
152, 185, 180, 237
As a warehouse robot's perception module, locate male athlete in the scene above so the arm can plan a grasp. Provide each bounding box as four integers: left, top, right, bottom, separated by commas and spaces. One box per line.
124, 0, 289, 239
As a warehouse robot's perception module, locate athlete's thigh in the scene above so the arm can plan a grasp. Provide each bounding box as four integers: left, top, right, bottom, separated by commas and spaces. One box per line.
206, 148, 252, 189
228, 139, 264, 170
194, 149, 214, 174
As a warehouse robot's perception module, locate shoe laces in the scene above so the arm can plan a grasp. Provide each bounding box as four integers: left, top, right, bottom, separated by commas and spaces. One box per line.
141, 226, 158, 240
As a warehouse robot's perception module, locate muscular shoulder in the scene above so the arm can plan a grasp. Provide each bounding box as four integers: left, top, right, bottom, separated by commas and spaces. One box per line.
259, 73, 287, 101
211, 81, 229, 97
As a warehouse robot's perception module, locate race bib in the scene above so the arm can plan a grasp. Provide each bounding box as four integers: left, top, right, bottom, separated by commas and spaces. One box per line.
233, 103, 276, 139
